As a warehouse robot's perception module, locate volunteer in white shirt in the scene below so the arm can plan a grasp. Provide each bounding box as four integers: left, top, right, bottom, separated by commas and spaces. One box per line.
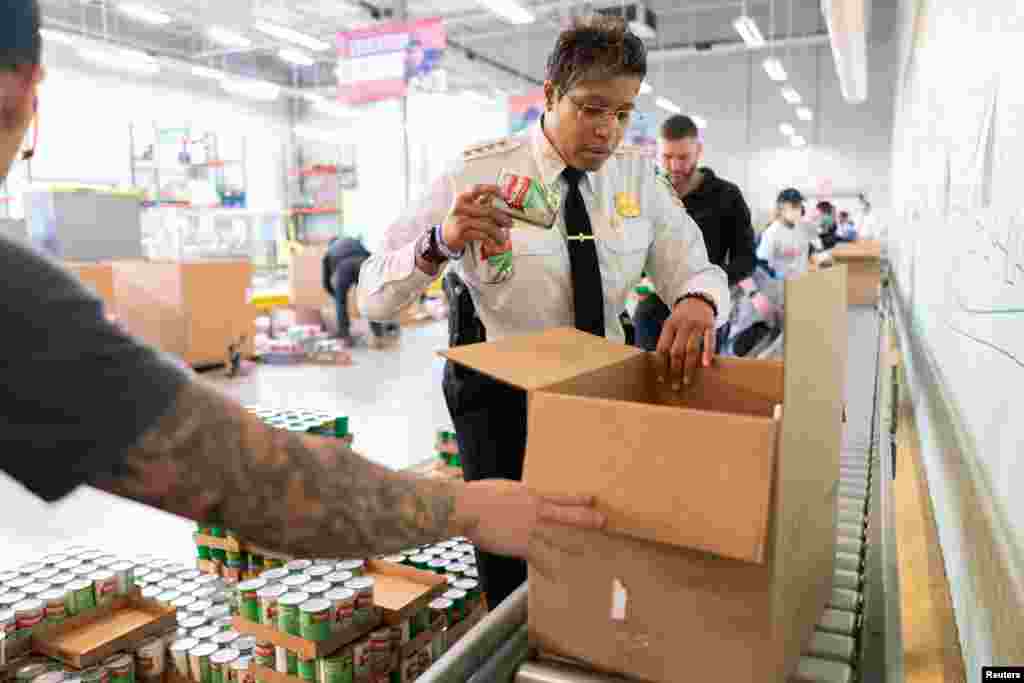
756, 188, 817, 280
358, 16, 729, 605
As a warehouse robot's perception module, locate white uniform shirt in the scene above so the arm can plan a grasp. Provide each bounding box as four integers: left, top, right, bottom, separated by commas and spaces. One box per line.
757, 220, 815, 279
358, 120, 729, 343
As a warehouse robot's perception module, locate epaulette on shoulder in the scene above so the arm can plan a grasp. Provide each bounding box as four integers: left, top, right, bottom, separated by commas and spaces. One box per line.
463, 137, 523, 162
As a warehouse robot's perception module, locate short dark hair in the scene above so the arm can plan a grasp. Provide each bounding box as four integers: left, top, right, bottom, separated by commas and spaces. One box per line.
1, 0, 42, 71
660, 115, 699, 141
545, 16, 647, 96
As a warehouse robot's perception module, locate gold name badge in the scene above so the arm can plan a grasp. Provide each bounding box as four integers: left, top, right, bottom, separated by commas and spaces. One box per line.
615, 192, 641, 218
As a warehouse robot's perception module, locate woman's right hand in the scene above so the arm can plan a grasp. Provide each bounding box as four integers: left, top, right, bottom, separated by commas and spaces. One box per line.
441, 184, 514, 254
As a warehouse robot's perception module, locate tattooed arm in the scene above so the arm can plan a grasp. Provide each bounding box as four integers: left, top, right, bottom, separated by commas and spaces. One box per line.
90, 379, 603, 559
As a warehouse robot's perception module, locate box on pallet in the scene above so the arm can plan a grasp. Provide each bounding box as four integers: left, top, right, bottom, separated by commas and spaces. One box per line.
443, 267, 848, 682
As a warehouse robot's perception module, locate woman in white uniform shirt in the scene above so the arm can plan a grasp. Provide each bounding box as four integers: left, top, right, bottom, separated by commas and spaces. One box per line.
358, 17, 729, 605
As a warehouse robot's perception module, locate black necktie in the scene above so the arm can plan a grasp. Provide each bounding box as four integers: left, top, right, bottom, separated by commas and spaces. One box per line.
562, 167, 605, 337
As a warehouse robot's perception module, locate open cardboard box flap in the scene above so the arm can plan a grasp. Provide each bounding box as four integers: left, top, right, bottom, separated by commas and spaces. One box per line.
444, 328, 786, 563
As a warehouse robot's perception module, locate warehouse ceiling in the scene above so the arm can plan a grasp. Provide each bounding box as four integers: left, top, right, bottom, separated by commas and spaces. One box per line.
39, 0, 828, 97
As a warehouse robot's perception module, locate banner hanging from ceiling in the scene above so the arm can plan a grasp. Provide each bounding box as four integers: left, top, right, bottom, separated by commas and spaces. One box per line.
509, 90, 545, 135
336, 18, 446, 105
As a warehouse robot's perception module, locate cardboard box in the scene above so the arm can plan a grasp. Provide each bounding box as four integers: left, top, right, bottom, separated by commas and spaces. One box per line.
113, 259, 254, 366
290, 244, 332, 310
830, 240, 881, 305
444, 267, 848, 683
66, 261, 116, 313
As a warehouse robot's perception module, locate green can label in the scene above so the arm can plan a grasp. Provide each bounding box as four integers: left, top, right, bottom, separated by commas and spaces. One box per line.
296, 657, 316, 683
299, 600, 331, 641
318, 652, 353, 683
287, 652, 298, 676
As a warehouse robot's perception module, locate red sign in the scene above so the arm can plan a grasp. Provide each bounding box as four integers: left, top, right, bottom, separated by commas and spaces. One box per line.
336, 18, 446, 105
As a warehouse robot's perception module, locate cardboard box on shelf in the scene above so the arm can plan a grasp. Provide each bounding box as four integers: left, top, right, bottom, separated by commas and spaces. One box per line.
113, 259, 254, 366
830, 240, 881, 306
443, 267, 848, 683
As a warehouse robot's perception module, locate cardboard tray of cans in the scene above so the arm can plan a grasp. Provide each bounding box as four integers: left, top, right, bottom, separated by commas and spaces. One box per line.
366, 561, 447, 625
30, 592, 176, 668
230, 612, 381, 661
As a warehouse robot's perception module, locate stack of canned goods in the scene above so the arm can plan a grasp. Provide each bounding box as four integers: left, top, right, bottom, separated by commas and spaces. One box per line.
434, 430, 460, 468
193, 526, 289, 582
242, 406, 352, 445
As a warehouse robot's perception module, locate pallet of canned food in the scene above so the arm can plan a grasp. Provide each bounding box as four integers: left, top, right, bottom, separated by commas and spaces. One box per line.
408, 430, 462, 481
242, 407, 353, 447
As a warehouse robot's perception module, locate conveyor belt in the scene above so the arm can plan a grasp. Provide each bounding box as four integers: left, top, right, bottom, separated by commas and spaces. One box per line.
419, 303, 902, 683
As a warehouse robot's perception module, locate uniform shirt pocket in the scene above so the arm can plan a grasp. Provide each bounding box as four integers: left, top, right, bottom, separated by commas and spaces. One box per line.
601, 219, 651, 285
511, 226, 563, 256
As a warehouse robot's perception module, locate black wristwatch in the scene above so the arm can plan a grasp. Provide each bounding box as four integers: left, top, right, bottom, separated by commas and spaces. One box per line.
417, 225, 447, 266
677, 291, 719, 319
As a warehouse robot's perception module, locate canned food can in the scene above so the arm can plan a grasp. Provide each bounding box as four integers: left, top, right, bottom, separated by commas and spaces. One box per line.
40, 555, 69, 567
256, 585, 286, 627
299, 599, 332, 641
342, 579, 375, 626
78, 667, 108, 683
317, 650, 353, 683
0, 592, 24, 610
455, 543, 474, 554
14, 599, 44, 632
350, 639, 371, 681
139, 586, 162, 603
188, 643, 218, 683
296, 655, 316, 683
230, 657, 255, 683
191, 587, 218, 603
144, 572, 167, 585
158, 579, 184, 592
322, 572, 353, 588
210, 549, 227, 569
89, 572, 118, 607
0, 608, 15, 636
179, 616, 207, 632
21, 583, 51, 600
49, 573, 76, 590
103, 653, 134, 683
367, 627, 391, 673
187, 600, 214, 617
304, 567, 332, 582
235, 636, 256, 657
464, 566, 479, 577
409, 608, 431, 639
179, 571, 202, 583
236, 579, 265, 623
211, 631, 239, 649
283, 561, 312, 575
134, 635, 166, 681
439, 552, 463, 563
195, 575, 223, 589
253, 642, 274, 669
276, 592, 309, 636
274, 648, 297, 676
102, 563, 134, 596
426, 559, 450, 575
445, 563, 469, 577
333, 561, 363, 577
453, 579, 481, 611
39, 589, 68, 624
303, 582, 330, 600
324, 589, 355, 633
281, 575, 310, 592
259, 569, 288, 585
209, 648, 239, 683
171, 638, 198, 679
155, 590, 182, 607
71, 565, 99, 578
14, 663, 48, 683
407, 555, 431, 572
172, 595, 197, 614
206, 591, 231, 607
192, 626, 220, 643
206, 605, 231, 622
442, 590, 467, 622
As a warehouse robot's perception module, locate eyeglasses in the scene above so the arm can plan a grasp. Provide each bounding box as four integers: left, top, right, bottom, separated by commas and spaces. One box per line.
563, 92, 633, 128
20, 97, 39, 163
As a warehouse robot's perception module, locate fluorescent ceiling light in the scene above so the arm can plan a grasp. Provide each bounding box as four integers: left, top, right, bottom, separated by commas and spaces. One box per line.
796, 106, 814, 121
791, 135, 807, 147
294, 126, 345, 144
655, 96, 681, 114
117, 3, 171, 25
207, 26, 251, 48
732, 15, 765, 48
781, 86, 802, 104
252, 21, 330, 52
473, 0, 535, 25
191, 65, 224, 80
78, 45, 160, 75
762, 57, 787, 81
278, 48, 315, 67
40, 29, 75, 45
779, 123, 795, 136
220, 78, 281, 101
691, 115, 708, 129
639, 81, 652, 95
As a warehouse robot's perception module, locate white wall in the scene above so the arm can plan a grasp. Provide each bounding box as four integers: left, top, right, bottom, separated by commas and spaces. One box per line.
4, 40, 293, 218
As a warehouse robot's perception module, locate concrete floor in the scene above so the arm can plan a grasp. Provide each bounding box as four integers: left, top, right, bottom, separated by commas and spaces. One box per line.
0, 321, 452, 566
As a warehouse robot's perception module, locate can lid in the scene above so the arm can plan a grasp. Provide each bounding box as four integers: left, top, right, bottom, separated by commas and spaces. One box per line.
445, 575, 459, 585
195, 575, 222, 586
380, 555, 406, 564
453, 579, 479, 591
237, 578, 267, 592
50, 573, 76, 585
423, 548, 445, 557
180, 615, 207, 629
188, 599, 214, 612
108, 562, 134, 572
440, 552, 463, 562
334, 560, 364, 571
235, 636, 256, 650
256, 584, 288, 599
428, 598, 454, 610
0, 609, 13, 621
71, 564, 98, 576
278, 591, 310, 607
18, 563, 44, 574
323, 572, 353, 585
211, 631, 239, 645
172, 595, 197, 608
13, 599, 44, 612
282, 575, 310, 587
304, 566, 332, 578
464, 568, 479, 578
299, 598, 331, 613
0, 592, 24, 605
442, 590, 467, 601
408, 554, 432, 563
260, 569, 289, 582
192, 625, 220, 640
304, 581, 331, 594
179, 570, 202, 581
189, 642, 219, 657
171, 637, 200, 652
177, 582, 201, 594
23, 583, 50, 594
158, 579, 184, 589
156, 591, 182, 603
284, 560, 312, 571
455, 544, 475, 554
343, 577, 374, 590
446, 563, 469, 573
427, 559, 450, 568
213, 617, 233, 629
39, 589, 66, 602
6, 577, 32, 588
230, 657, 251, 671
323, 588, 355, 601
33, 569, 59, 580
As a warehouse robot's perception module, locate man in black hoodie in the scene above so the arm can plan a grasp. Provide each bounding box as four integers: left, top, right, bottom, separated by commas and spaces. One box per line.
633, 115, 756, 351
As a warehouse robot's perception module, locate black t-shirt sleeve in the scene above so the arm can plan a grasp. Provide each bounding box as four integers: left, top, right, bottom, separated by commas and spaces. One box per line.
725, 187, 757, 285
0, 237, 189, 501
